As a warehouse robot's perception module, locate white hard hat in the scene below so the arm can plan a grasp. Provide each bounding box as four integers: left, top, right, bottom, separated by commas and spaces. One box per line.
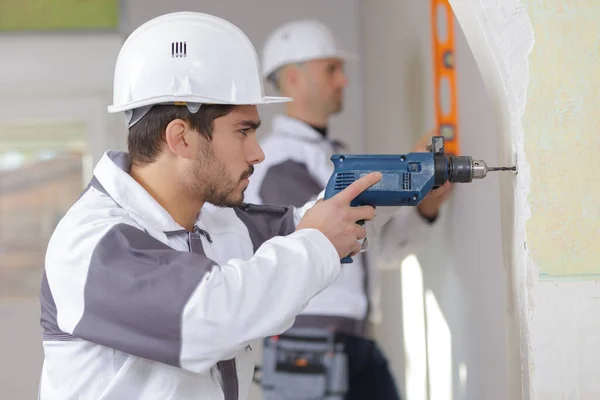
107, 11, 291, 120
261, 19, 355, 79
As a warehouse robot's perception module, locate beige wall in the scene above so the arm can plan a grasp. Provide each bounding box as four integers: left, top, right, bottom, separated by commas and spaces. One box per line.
522, 0, 600, 280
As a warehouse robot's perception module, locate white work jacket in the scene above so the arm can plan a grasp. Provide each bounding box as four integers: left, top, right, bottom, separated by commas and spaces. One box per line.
246, 114, 434, 323
39, 151, 343, 400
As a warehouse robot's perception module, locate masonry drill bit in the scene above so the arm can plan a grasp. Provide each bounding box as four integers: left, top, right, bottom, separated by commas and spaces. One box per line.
488, 166, 517, 172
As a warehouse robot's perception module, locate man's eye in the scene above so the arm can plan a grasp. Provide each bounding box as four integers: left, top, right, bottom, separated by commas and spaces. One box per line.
240, 129, 249, 136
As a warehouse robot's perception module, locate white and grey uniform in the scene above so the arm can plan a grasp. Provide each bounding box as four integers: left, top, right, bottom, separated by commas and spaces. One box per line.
246, 115, 434, 332
39, 151, 344, 400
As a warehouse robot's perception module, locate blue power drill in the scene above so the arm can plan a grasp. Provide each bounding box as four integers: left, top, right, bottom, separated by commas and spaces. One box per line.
324, 136, 516, 263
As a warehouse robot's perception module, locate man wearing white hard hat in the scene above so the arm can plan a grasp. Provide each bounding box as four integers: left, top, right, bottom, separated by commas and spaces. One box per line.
246, 20, 451, 400
37, 12, 388, 400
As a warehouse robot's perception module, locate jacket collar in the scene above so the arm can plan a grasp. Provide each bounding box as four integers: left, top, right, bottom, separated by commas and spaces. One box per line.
93, 151, 192, 233
272, 114, 346, 151
272, 115, 327, 143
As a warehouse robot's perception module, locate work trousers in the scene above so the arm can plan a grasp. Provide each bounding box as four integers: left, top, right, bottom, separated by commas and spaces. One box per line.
344, 335, 402, 400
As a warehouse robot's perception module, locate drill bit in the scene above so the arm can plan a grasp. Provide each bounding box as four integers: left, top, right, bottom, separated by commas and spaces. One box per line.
468, 160, 517, 180
487, 166, 517, 172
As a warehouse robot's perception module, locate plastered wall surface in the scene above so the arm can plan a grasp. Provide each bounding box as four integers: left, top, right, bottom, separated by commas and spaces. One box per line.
522, 0, 600, 398
450, 0, 600, 398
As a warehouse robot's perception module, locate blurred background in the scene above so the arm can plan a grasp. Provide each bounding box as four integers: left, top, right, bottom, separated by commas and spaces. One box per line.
0, 1, 519, 399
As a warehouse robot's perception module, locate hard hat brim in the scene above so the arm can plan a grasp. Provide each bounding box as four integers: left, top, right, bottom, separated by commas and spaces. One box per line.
262, 49, 357, 79
108, 94, 292, 113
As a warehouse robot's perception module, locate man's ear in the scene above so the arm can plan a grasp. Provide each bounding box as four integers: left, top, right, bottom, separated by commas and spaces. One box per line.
164, 119, 197, 159
281, 64, 301, 91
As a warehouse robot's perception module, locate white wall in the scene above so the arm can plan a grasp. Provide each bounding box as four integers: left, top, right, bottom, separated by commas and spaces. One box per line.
362, 1, 521, 399
0, 34, 127, 158
0, 32, 126, 400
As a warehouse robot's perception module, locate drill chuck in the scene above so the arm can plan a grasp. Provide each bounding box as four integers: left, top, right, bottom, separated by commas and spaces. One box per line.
445, 156, 489, 183
448, 156, 474, 183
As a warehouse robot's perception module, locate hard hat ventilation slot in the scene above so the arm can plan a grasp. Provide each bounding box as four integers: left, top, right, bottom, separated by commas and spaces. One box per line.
172, 41, 187, 58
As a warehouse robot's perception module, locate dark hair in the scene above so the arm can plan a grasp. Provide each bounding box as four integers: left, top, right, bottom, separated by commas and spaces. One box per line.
128, 104, 235, 165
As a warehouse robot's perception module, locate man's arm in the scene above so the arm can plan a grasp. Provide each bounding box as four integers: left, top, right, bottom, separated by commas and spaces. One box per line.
44, 216, 340, 375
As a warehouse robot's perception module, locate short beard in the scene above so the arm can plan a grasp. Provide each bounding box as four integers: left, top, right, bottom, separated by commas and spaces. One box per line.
187, 146, 254, 208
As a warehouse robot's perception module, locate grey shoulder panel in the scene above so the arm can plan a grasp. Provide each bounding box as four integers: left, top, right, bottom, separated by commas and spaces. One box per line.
73, 223, 214, 367
77, 175, 108, 201
259, 160, 323, 207
234, 204, 296, 252
89, 176, 108, 195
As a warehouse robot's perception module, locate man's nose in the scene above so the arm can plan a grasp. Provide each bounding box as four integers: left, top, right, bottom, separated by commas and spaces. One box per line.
246, 135, 265, 164
338, 70, 349, 87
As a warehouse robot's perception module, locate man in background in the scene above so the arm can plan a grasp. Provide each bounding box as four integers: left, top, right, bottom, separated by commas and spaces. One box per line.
246, 19, 451, 400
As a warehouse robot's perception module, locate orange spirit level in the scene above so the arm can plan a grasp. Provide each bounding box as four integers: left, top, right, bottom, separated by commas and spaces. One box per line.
431, 0, 460, 155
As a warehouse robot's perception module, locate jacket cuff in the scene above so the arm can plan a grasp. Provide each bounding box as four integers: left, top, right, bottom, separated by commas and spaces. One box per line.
290, 228, 341, 277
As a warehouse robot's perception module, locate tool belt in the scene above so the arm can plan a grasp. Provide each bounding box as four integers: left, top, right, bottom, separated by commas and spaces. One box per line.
259, 316, 365, 400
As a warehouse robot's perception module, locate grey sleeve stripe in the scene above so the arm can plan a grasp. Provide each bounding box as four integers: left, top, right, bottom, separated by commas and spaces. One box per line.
258, 160, 323, 207
234, 204, 296, 252
40, 272, 77, 341
73, 223, 214, 368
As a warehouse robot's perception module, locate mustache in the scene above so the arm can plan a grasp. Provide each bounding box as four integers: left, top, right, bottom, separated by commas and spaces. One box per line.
240, 166, 254, 180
